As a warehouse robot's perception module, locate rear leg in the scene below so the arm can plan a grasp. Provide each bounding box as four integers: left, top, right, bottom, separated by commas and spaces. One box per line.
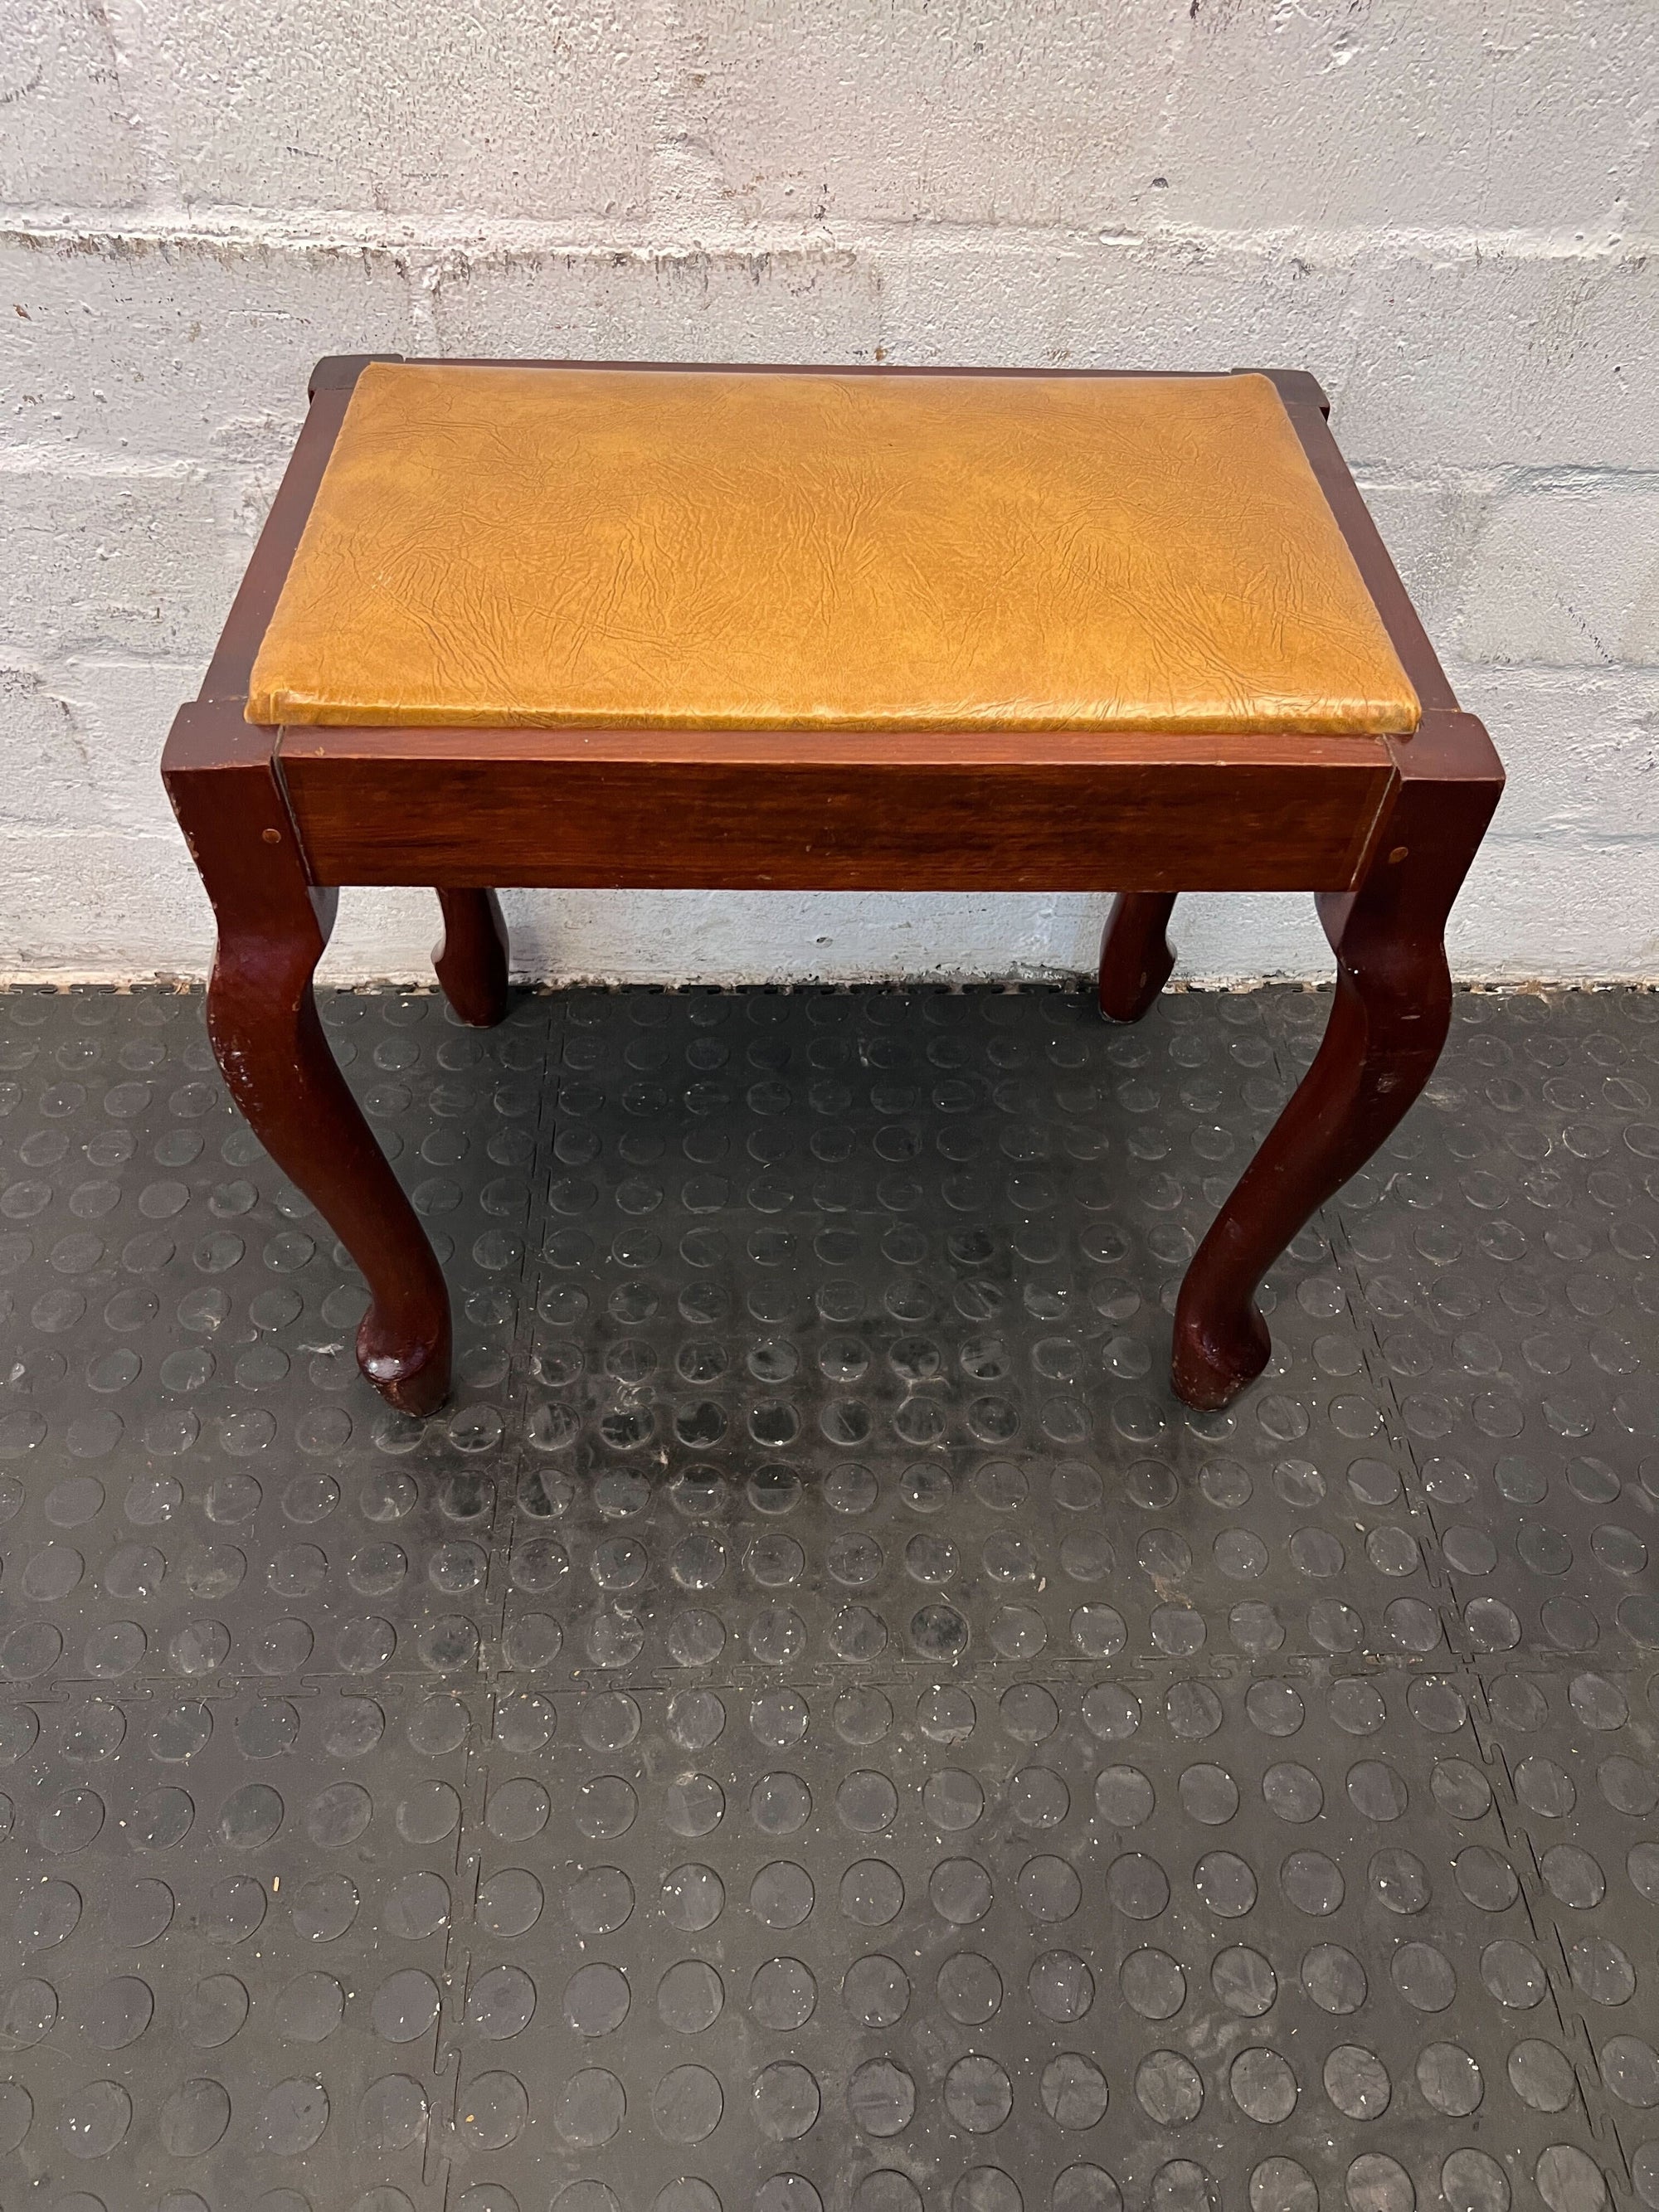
434, 889, 509, 1027
1097, 892, 1177, 1021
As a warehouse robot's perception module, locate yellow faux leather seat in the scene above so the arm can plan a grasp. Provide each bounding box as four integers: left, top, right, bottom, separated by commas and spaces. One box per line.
248, 362, 1418, 738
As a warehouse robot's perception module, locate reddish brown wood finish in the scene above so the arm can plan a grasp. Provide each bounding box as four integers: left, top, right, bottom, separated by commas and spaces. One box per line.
165, 354, 1503, 1416
434, 890, 510, 1026
1171, 712, 1499, 1405
278, 727, 1394, 893
163, 700, 451, 1415
201, 382, 363, 702
1097, 892, 1179, 1020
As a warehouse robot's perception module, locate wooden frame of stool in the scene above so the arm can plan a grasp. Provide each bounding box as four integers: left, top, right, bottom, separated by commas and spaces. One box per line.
163, 355, 1503, 1418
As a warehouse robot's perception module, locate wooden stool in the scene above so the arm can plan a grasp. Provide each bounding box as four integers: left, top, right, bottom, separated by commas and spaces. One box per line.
163, 356, 1502, 1417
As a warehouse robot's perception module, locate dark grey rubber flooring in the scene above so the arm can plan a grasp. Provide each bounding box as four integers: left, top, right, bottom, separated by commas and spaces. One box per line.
0, 980, 1655, 2212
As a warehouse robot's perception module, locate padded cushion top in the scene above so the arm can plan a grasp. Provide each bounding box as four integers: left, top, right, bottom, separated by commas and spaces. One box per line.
248, 363, 1418, 737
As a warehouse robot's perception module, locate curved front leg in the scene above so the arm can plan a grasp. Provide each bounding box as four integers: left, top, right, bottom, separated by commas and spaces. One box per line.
1171, 904, 1449, 1406
1171, 725, 1501, 1410
209, 893, 451, 1414
1098, 892, 1177, 1021
165, 705, 451, 1416
434, 889, 509, 1027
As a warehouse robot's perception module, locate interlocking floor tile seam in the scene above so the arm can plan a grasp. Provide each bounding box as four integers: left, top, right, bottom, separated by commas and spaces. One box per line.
0, 980, 1653, 2212
1259, 984, 1472, 1690
1321, 987, 1659, 2203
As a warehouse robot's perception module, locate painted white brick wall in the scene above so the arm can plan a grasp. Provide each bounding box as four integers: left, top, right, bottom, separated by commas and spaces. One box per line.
2, 0, 1656, 987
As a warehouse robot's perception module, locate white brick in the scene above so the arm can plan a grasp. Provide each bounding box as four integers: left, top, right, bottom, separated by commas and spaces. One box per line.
0, 0, 148, 209
0, 232, 416, 459
872, 233, 1356, 377
51, 658, 200, 834
1444, 664, 1659, 842
8, 854, 1654, 988
674, 1, 1165, 231
0, 661, 95, 831
494, 890, 1071, 987
1352, 473, 1496, 660
1150, 0, 1653, 237
1334, 249, 1659, 469
0, 658, 190, 845
431, 246, 883, 362
112, 0, 657, 221
865, 238, 1659, 476
0, 832, 212, 976
319, 888, 450, 986
0, 0, 1655, 986
0, 464, 241, 657
676, 0, 1653, 235
1445, 834, 1659, 981
1457, 477, 1659, 666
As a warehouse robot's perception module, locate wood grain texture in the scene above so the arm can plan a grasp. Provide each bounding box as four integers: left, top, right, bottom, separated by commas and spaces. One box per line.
276, 726, 1397, 891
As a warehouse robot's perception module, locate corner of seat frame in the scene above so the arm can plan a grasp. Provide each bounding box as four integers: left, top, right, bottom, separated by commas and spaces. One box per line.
162, 352, 397, 872
164, 357, 1497, 899
1261, 370, 1504, 824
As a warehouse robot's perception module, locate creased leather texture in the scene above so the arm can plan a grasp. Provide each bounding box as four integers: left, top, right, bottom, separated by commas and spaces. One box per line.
247, 364, 1420, 736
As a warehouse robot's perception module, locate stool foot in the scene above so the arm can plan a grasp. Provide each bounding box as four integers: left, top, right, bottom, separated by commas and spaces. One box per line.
205, 902, 455, 1413
1172, 1293, 1272, 1410
1098, 893, 1177, 1021
1169, 788, 1486, 1407
434, 889, 509, 1026
209, 933, 454, 1411
1171, 923, 1451, 1408
359, 1299, 451, 1418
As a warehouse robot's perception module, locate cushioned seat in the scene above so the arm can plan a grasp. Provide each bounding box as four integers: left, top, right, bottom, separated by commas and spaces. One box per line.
248, 362, 1418, 737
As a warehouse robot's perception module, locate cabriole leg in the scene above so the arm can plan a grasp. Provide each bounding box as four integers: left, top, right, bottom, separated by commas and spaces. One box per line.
207, 885, 451, 1414
166, 705, 451, 1415
1098, 892, 1177, 1022
434, 889, 509, 1027
1171, 733, 1498, 1409
1171, 892, 1448, 1406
